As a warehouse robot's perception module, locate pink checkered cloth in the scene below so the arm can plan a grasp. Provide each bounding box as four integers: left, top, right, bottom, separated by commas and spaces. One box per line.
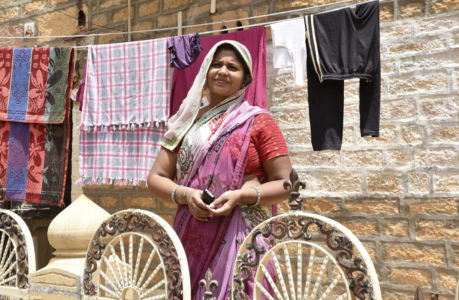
79, 125, 165, 185
80, 38, 169, 130
79, 38, 169, 185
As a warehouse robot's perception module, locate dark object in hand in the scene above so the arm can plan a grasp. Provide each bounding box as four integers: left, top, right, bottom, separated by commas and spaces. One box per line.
202, 189, 215, 205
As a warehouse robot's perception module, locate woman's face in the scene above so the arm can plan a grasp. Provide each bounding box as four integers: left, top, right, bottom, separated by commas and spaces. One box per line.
206, 48, 246, 104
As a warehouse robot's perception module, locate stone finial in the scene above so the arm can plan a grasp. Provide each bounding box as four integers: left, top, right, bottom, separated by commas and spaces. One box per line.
30, 194, 110, 297
48, 194, 110, 257
43, 194, 110, 275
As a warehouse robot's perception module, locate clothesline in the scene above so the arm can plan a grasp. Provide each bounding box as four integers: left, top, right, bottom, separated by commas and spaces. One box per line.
71, 20, 280, 50
0, 0, 386, 41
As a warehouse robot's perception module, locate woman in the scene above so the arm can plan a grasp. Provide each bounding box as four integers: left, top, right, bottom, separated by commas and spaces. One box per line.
147, 40, 292, 299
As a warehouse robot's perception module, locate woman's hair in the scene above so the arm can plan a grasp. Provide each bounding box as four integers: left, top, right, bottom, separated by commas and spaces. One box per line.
214, 43, 252, 87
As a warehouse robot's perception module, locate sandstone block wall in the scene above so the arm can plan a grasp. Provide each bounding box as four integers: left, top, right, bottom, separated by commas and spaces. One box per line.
0, 0, 457, 298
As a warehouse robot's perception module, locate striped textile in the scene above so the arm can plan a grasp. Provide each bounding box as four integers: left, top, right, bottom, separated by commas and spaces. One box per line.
80, 38, 169, 131
0, 47, 73, 123
79, 38, 169, 185
79, 124, 165, 185
0, 47, 74, 207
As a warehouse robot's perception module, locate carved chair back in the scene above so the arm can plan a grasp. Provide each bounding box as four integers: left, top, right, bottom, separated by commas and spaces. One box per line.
0, 209, 36, 297
231, 211, 382, 300
231, 170, 382, 300
83, 209, 191, 300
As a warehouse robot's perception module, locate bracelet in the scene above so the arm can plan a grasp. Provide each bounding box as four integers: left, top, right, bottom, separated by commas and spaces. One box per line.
171, 185, 183, 205
250, 186, 261, 206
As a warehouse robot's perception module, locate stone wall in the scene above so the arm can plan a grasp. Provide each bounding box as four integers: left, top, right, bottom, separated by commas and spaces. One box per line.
273, 12, 459, 299
0, 0, 458, 299
0, 0, 90, 46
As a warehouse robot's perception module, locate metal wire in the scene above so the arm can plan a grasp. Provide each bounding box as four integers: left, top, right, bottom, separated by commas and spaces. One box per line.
0, 0, 385, 39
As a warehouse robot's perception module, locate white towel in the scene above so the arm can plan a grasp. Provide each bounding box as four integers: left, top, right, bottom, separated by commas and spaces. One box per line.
80, 38, 169, 131
271, 18, 307, 86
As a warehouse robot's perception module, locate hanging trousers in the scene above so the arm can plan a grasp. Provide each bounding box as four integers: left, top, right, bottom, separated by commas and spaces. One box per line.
305, 0, 381, 150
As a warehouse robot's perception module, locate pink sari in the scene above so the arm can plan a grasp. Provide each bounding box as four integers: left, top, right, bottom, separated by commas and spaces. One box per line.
174, 96, 267, 299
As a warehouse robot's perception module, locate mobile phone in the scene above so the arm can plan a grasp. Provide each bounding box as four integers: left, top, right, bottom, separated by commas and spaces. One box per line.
202, 189, 215, 205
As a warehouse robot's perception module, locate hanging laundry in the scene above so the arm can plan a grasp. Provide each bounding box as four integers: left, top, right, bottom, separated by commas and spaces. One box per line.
271, 18, 307, 86
168, 32, 203, 69
0, 48, 72, 123
79, 125, 165, 186
80, 38, 169, 131
170, 26, 267, 116
75, 66, 86, 111
79, 38, 169, 185
305, 0, 380, 150
0, 47, 74, 207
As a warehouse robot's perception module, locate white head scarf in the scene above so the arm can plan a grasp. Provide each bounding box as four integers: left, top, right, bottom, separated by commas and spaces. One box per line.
162, 40, 253, 151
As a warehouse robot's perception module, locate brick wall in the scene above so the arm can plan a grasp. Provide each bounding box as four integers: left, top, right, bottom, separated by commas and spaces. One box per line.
0, 0, 89, 46
274, 7, 458, 300
0, 0, 458, 298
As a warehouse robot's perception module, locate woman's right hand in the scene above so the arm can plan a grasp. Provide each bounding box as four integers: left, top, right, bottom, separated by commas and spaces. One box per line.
185, 188, 214, 221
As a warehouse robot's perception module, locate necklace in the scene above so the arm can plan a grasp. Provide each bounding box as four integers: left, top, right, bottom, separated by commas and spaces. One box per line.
199, 96, 210, 109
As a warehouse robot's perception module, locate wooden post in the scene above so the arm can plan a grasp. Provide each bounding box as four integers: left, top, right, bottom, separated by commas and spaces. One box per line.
178, 11, 183, 36
128, 0, 131, 41
210, 0, 216, 14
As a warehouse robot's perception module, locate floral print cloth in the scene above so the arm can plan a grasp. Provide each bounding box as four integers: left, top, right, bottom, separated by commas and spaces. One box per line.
0, 48, 72, 123
0, 47, 74, 206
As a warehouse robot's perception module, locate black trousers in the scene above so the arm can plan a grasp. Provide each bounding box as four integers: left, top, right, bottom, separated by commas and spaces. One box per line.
307, 52, 380, 151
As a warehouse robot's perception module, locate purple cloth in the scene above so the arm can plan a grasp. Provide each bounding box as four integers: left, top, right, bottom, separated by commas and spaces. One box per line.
75, 67, 86, 111
167, 33, 203, 69
170, 26, 267, 116
174, 100, 265, 299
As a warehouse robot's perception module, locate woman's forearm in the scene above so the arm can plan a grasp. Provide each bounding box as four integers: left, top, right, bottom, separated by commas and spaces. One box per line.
239, 179, 290, 206
148, 170, 213, 221
147, 173, 194, 205
147, 147, 192, 206
238, 155, 293, 207
147, 173, 176, 203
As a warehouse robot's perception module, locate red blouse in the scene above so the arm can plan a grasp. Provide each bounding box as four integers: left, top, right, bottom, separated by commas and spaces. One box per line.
245, 113, 289, 179
173, 113, 289, 179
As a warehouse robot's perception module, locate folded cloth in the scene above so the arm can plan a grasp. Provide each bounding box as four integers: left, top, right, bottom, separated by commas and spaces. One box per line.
0, 47, 74, 123
168, 32, 203, 69
0, 118, 71, 207
0, 47, 73, 207
80, 38, 169, 131
79, 124, 165, 185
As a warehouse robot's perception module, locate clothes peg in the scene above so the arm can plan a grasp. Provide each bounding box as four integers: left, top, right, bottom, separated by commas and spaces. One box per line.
210, 0, 216, 14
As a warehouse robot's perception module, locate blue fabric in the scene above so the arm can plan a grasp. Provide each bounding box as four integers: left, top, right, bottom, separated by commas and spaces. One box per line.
7, 48, 32, 121
6, 122, 30, 202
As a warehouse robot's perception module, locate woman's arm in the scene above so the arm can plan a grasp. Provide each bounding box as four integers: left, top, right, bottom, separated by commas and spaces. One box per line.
147, 147, 179, 202
209, 155, 292, 215
147, 147, 213, 221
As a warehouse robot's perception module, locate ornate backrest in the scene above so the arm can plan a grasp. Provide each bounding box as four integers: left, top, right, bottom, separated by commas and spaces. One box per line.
231, 211, 381, 300
231, 170, 381, 300
0, 209, 36, 297
83, 209, 191, 300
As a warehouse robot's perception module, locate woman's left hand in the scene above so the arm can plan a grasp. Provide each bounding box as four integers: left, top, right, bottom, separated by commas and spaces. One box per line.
208, 190, 242, 216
